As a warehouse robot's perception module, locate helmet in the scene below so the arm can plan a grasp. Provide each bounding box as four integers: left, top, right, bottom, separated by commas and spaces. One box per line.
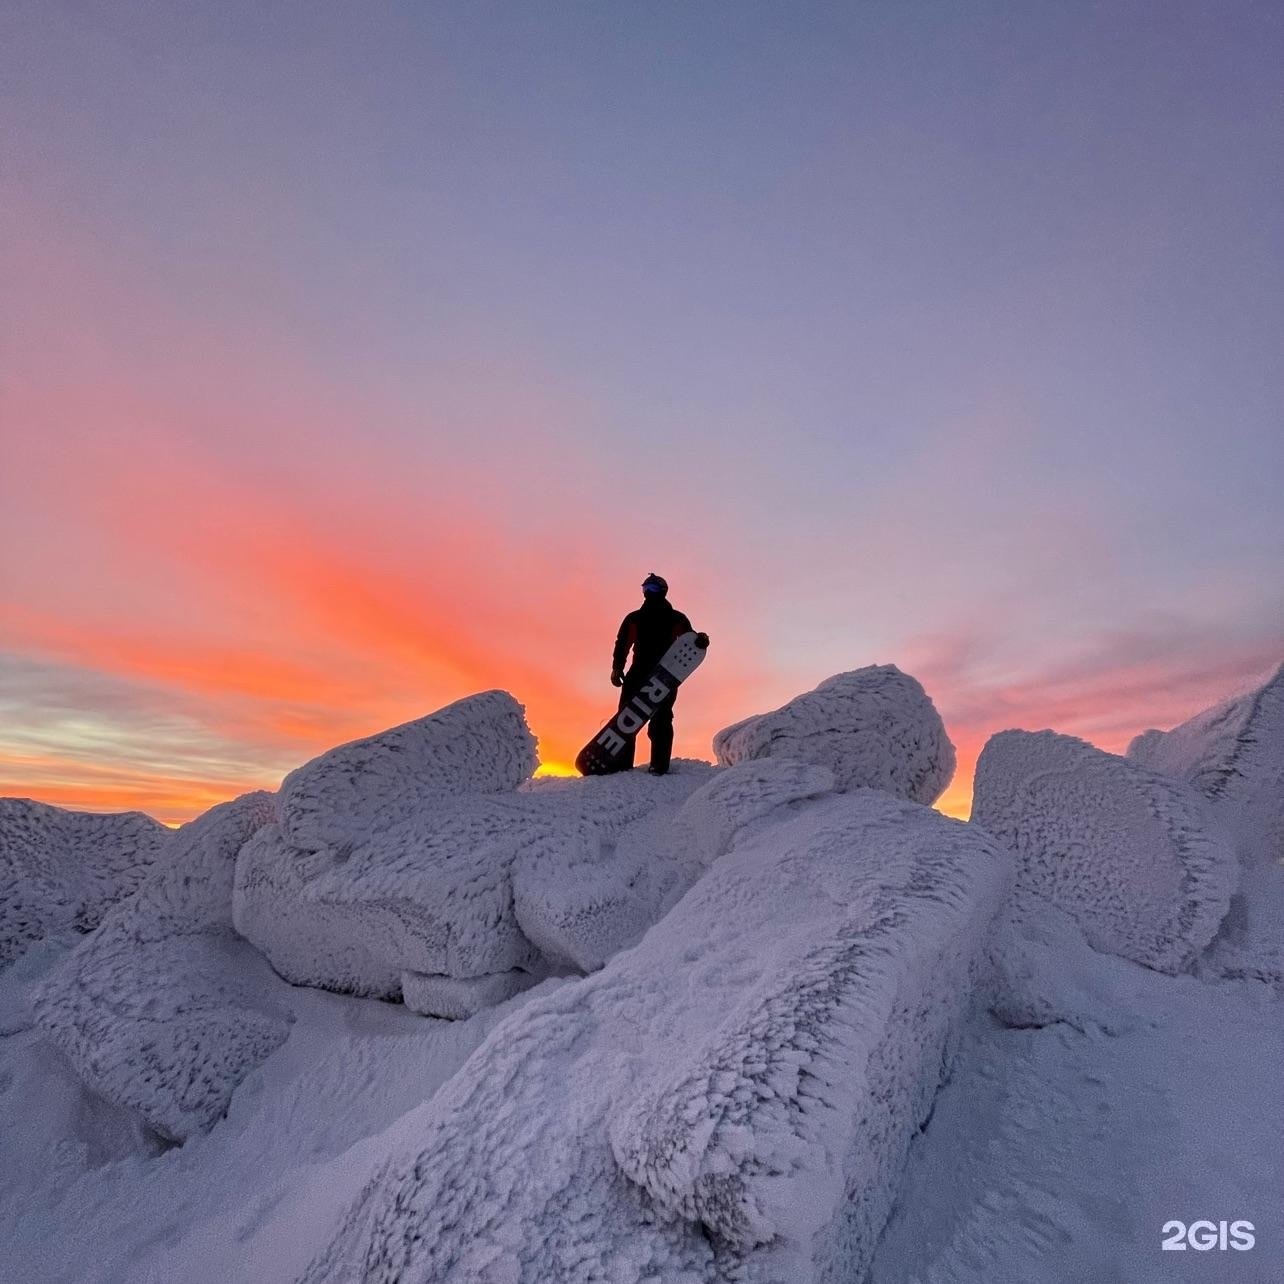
641, 573, 668, 597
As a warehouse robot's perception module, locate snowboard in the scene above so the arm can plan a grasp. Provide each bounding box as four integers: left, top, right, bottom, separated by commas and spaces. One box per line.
575, 631, 710, 775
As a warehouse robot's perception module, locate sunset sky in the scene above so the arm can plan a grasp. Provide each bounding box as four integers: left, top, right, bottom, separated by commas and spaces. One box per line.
3, 1, 1281, 824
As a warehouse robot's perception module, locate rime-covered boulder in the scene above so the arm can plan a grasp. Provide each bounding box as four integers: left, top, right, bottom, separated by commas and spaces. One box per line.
670, 758, 837, 865
232, 823, 404, 999
236, 758, 714, 997
401, 967, 545, 1020
35, 791, 291, 1141
1, 799, 171, 968
713, 664, 955, 805
276, 691, 538, 854
511, 767, 717, 973
300, 790, 1011, 1284
1128, 661, 1283, 868
972, 730, 1235, 974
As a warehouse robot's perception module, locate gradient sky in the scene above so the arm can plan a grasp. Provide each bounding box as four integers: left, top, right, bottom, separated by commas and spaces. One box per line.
3, 0, 1282, 823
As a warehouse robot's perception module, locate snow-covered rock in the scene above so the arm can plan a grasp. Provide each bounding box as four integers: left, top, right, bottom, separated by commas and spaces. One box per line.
972, 730, 1235, 975
238, 763, 715, 996
276, 691, 538, 855
233, 823, 404, 999
984, 891, 1143, 1036
401, 967, 545, 1020
35, 791, 292, 1141
300, 790, 1011, 1283
713, 664, 955, 805
1127, 661, 1283, 869
1, 798, 170, 968
511, 767, 717, 972
671, 757, 837, 865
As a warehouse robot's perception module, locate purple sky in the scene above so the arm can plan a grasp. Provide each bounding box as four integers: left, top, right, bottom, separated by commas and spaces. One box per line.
2, 0, 1281, 820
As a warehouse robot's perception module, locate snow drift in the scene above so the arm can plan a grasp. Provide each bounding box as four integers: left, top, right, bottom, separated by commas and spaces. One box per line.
1, 798, 170, 968
1127, 660, 1283, 868
972, 730, 1235, 974
34, 790, 291, 1141
713, 664, 955, 806
300, 780, 1011, 1284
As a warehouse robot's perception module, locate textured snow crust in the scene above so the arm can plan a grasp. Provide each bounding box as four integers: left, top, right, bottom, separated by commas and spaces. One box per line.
35, 791, 292, 1140
401, 967, 544, 1019
713, 664, 955, 805
1128, 660, 1283, 869
972, 730, 1235, 974
236, 754, 716, 997
1, 798, 170, 968
233, 823, 405, 999
276, 691, 538, 854
301, 788, 1011, 1284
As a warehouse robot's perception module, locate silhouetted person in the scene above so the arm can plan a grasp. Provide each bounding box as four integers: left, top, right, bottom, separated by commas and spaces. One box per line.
610, 573, 697, 775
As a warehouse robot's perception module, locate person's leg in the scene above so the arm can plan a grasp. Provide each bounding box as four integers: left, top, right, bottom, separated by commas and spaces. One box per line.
647, 692, 677, 773
615, 681, 639, 771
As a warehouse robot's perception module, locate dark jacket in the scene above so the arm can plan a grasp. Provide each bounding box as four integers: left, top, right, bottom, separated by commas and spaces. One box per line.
613, 598, 693, 679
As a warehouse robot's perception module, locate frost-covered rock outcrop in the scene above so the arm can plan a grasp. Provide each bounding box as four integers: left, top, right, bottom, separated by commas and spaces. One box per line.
35, 791, 290, 1141
277, 691, 538, 854
1126, 663, 1284, 988
233, 823, 405, 999
1127, 661, 1283, 868
234, 690, 716, 1011
1, 799, 170, 968
301, 782, 1011, 1283
972, 730, 1235, 974
713, 665, 955, 806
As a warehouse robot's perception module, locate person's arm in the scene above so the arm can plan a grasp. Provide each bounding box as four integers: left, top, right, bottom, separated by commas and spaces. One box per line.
611, 614, 636, 685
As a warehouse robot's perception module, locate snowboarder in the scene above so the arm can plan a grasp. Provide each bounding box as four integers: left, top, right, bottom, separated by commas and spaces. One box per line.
609, 573, 702, 774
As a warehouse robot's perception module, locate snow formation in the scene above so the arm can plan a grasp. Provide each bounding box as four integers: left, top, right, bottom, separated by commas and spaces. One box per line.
34, 791, 292, 1141
713, 664, 955, 805
1127, 660, 1284, 869
234, 689, 718, 1012
401, 967, 545, 1020
1, 798, 170, 968
972, 730, 1235, 974
5, 660, 1284, 1282
276, 691, 538, 854
301, 783, 1011, 1283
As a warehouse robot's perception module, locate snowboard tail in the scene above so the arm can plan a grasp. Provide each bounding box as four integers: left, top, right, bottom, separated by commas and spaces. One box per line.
575, 631, 708, 775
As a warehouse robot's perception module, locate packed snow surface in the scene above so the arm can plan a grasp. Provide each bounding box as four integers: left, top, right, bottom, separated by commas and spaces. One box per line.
301, 783, 1011, 1283
713, 664, 955, 805
971, 730, 1236, 975
0, 799, 170, 967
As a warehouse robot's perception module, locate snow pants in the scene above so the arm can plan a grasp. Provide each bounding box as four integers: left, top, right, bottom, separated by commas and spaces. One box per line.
617, 676, 677, 772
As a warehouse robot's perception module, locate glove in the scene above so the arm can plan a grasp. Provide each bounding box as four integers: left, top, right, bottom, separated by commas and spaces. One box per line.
695, 632, 710, 648
610, 670, 624, 687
